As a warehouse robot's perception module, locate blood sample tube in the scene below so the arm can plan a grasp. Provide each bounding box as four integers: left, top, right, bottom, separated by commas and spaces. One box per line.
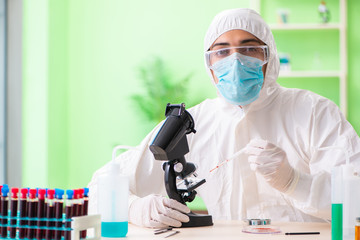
19, 188, 28, 239
64, 190, 74, 240
80, 188, 89, 238
83, 188, 89, 216
10, 188, 19, 238
1, 185, 9, 238
72, 189, 78, 218
27, 189, 38, 239
45, 189, 55, 240
36, 189, 46, 240
77, 188, 84, 238
77, 189, 84, 217
54, 189, 64, 240
0, 185, 2, 216
35, 189, 39, 218
44, 188, 49, 218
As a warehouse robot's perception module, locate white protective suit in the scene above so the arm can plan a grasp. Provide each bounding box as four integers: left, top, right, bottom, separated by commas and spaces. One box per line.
88, 8, 360, 222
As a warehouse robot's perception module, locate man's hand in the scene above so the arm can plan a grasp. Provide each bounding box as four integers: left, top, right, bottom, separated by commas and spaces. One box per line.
129, 194, 190, 228
245, 139, 298, 193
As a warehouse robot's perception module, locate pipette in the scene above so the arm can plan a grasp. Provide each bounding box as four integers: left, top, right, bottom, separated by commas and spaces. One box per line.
210, 148, 246, 173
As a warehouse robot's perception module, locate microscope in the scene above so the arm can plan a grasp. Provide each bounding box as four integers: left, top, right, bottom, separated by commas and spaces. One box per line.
149, 103, 213, 227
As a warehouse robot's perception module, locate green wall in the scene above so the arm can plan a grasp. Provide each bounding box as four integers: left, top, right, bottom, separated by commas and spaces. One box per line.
23, 0, 49, 187
22, 0, 359, 209
347, 0, 360, 135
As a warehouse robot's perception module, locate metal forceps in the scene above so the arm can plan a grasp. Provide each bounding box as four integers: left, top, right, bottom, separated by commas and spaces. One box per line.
154, 227, 180, 238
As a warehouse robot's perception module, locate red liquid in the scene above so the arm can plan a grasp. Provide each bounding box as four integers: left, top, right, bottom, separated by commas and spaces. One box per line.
73, 204, 78, 217
1, 197, 8, 238
76, 203, 82, 217
10, 198, 18, 238
19, 199, 27, 239
27, 200, 37, 239
36, 199, 45, 240
45, 204, 55, 240
81, 199, 88, 238
64, 205, 73, 240
54, 201, 63, 240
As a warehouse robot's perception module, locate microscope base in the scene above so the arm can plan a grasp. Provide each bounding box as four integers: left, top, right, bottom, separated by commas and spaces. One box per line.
181, 212, 213, 228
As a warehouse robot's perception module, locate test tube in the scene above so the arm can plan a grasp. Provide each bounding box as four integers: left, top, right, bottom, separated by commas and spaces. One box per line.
1, 185, 9, 238
26, 187, 31, 237
72, 189, 79, 218
45, 189, 55, 240
81, 188, 89, 238
45, 188, 49, 218
77, 188, 84, 217
64, 190, 74, 240
27, 188, 38, 239
19, 188, 28, 239
83, 188, 89, 216
0, 185, 2, 217
36, 189, 46, 240
78, 188, 85, 238
10, 188, 19, 238
54, 189, 64, 240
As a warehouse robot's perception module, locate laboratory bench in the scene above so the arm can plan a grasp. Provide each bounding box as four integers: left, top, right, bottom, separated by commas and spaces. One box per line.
124, 220, 331, 239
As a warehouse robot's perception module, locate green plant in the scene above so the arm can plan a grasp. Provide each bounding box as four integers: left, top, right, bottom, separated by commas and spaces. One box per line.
132, 57, 194, 123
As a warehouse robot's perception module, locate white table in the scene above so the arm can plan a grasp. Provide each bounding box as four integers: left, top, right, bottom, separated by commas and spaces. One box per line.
125, 220, 331, 240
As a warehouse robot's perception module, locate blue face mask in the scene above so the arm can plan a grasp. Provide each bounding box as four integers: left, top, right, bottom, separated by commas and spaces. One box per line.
211, 53, 264, 106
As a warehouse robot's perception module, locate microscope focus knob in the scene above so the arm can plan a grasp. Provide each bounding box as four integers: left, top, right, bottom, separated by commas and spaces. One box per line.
174, 163, 183, 173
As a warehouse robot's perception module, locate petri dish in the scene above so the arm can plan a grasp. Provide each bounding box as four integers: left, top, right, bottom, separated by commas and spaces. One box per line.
242, 225, 281, 234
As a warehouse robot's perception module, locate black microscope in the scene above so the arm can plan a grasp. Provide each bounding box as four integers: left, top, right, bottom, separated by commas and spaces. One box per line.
149, 103, 213, 227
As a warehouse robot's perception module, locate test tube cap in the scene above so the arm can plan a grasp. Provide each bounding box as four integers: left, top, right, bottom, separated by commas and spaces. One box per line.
84, 187, 89, 196
66, 189, 74, 200
38, 189, 46, 200
20, 188, 28, 198
47, 189, 55, 199
1, 186, 9, 196
29, 189, 37, 199
11, 187, 19, 198
79, 188, 84, 197
55, 188, 65, 199
74, 189, 79, 199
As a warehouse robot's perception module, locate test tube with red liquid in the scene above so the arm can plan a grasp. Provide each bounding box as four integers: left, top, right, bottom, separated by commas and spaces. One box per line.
1, 185, 9, 238
36, 189, 46, 240
27, 189, 38, 239
19, 188, 28, 239
64, 190, 74, 240
45, 189, 55, 240
10, 187, 19, 238
72, 189, 79, 218
81, 188, 89, 238
54, 189, 64, 240
0, 185, 2, 219
77, 189, 84, 218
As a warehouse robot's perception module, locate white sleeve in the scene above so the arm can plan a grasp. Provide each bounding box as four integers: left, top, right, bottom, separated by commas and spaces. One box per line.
87, 122, 167, 215
286, 100, 360, 220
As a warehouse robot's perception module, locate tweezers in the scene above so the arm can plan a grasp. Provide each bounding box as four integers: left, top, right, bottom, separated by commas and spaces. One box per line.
154, 227, 173, 235
164, 230, 180, 238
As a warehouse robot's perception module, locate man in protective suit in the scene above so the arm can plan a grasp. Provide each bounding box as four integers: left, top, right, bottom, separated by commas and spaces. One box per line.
88, 8, 360, 228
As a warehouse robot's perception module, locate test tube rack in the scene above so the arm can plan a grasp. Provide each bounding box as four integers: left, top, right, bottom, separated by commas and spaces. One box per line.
0, 213, 100, 240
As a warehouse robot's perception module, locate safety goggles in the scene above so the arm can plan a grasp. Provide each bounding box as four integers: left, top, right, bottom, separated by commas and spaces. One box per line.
205, 45, 269, 68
